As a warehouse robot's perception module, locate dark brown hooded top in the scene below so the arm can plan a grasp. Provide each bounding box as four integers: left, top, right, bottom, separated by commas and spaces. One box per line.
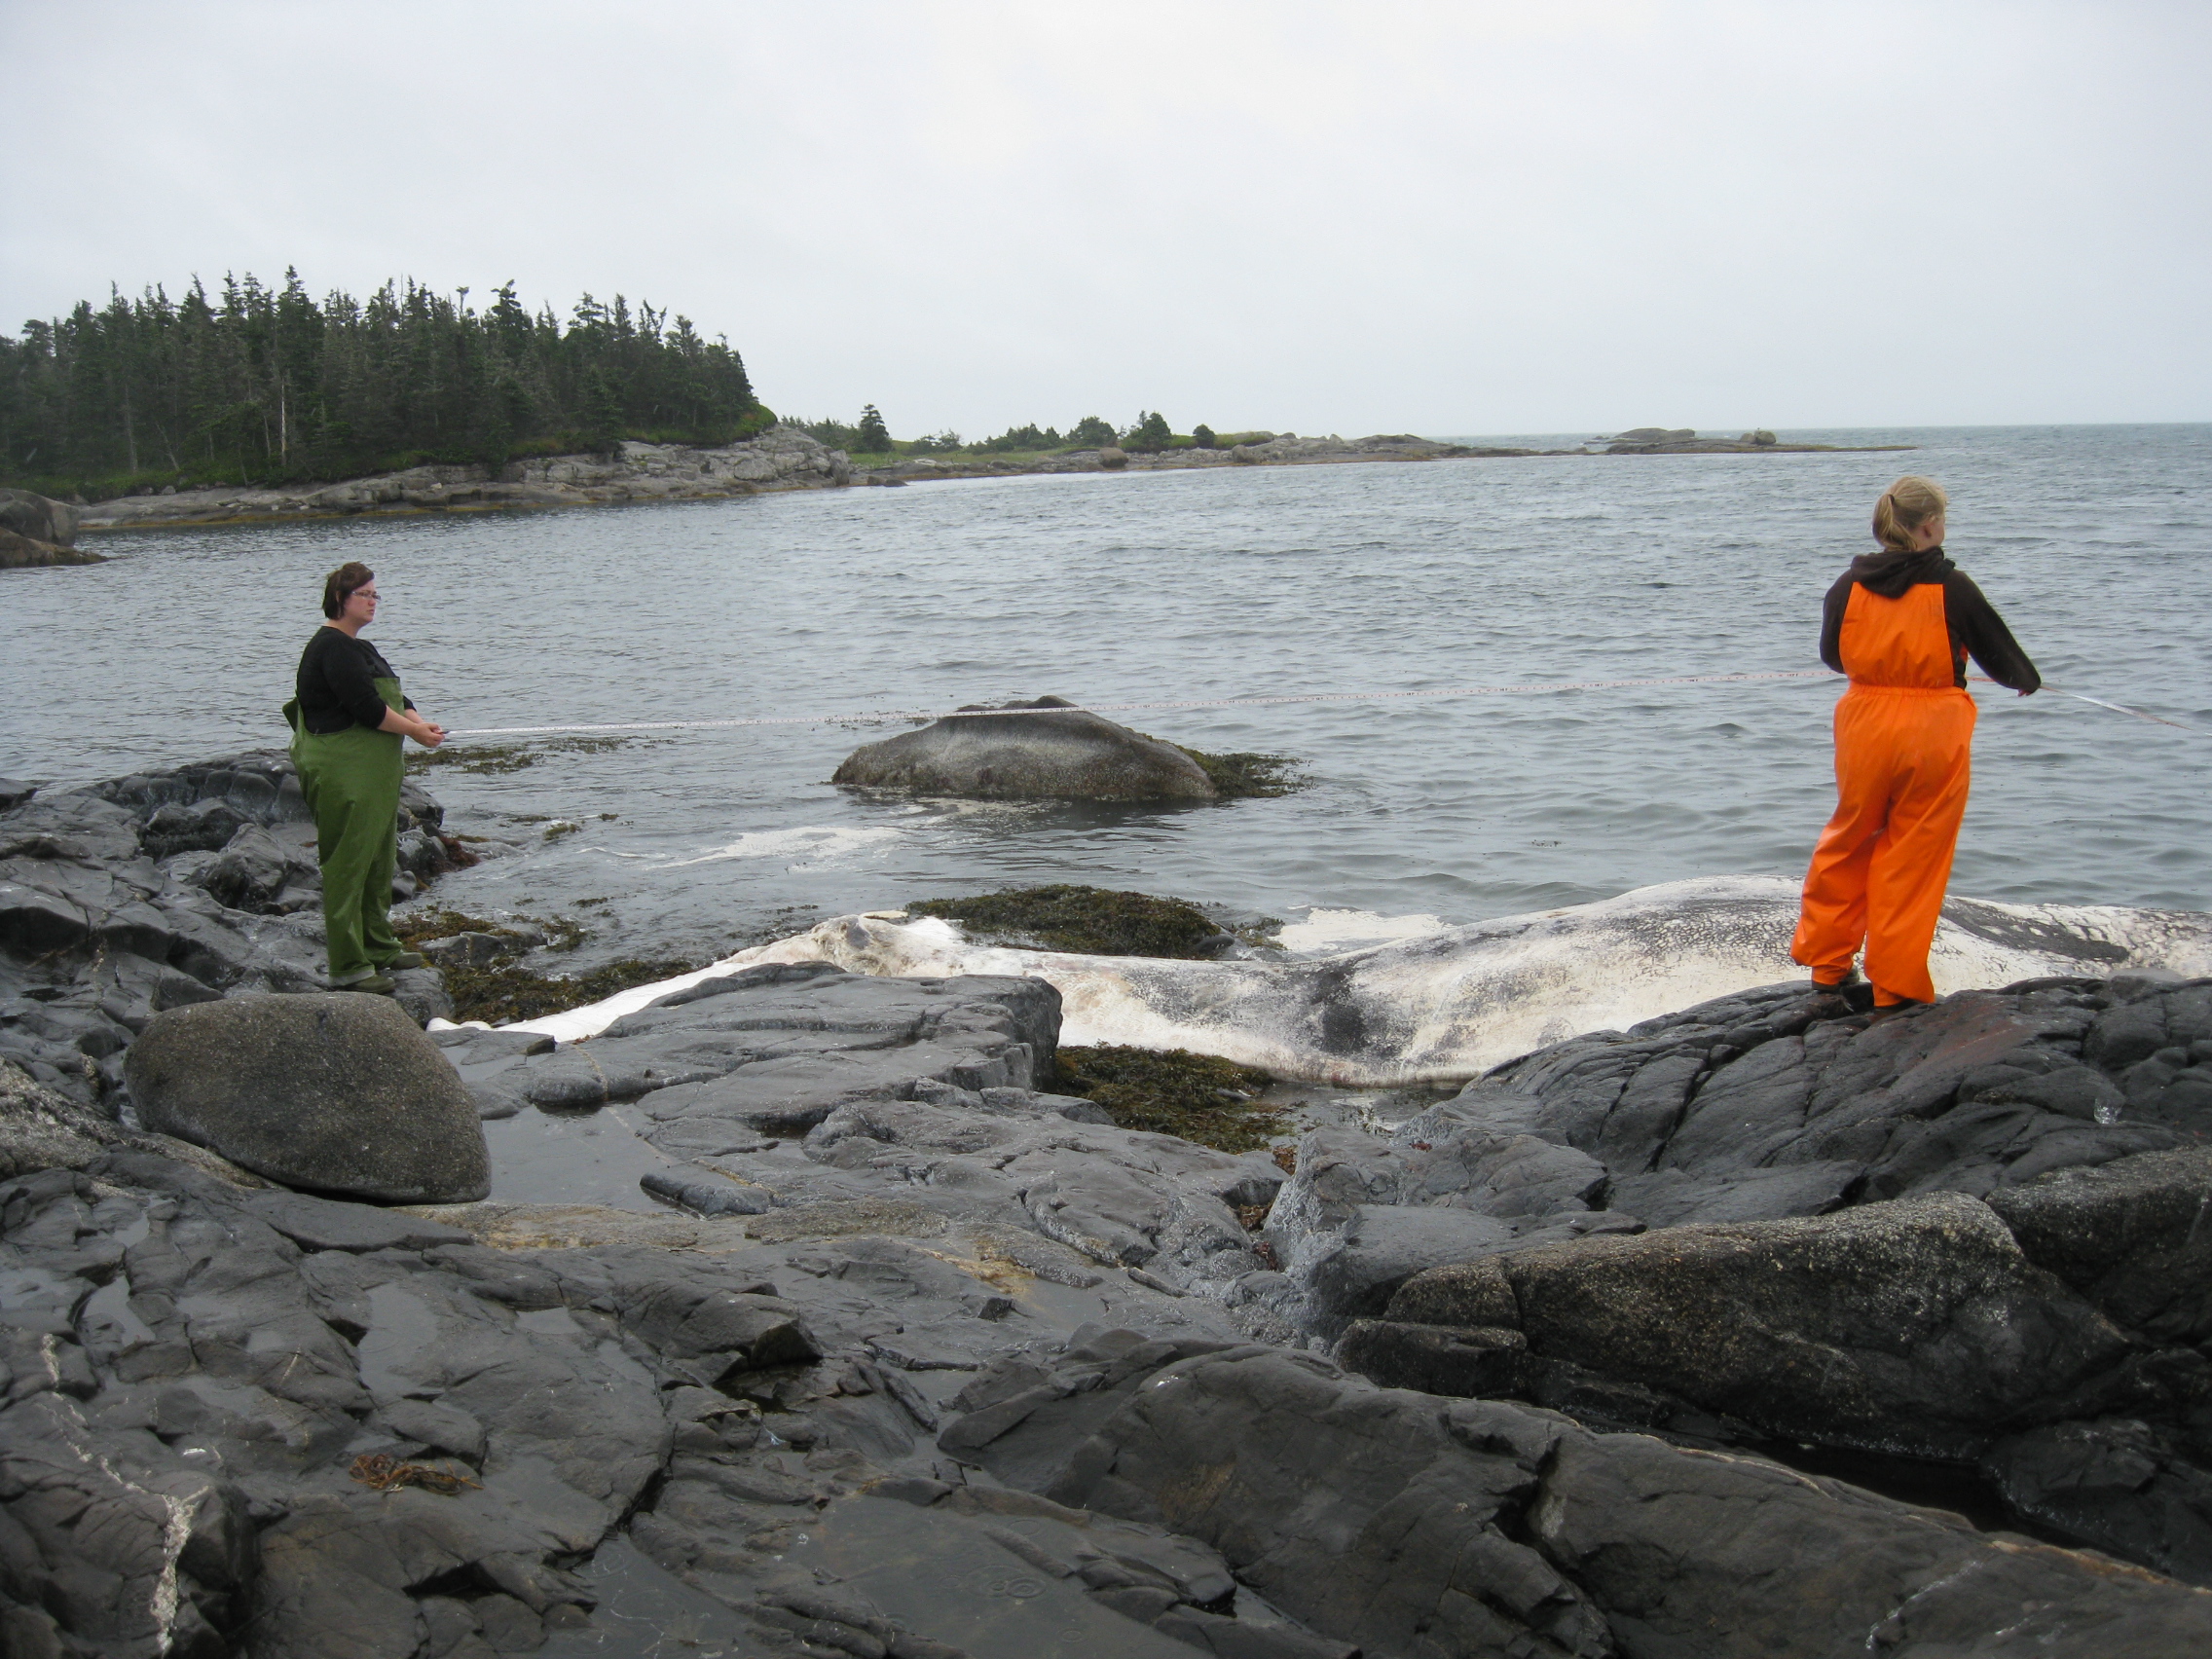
1819, 547, 2041, 692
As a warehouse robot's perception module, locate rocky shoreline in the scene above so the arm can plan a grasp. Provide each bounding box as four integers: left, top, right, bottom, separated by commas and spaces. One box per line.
5, 756, 2212, 1656
48, 425, 1916, 536
69, 426, 855, 535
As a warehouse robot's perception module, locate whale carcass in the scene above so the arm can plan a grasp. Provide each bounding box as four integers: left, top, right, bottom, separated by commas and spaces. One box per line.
506, 874, 2212, 1084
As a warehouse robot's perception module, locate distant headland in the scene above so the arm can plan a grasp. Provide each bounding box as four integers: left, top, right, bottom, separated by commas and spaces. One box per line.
0, 267, 1907, 534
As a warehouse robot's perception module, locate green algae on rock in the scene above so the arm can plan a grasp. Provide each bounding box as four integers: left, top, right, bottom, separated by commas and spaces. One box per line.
1055, 1043, 1285, 1153
907, 884, 1235, 958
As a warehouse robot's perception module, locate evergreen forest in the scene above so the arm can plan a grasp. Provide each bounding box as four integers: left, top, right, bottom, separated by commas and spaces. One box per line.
0, 271, 772, 499
790, 410, 1226, 458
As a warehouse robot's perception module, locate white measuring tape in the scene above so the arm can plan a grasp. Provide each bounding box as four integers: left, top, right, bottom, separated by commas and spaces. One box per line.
444, 668, 2202, 741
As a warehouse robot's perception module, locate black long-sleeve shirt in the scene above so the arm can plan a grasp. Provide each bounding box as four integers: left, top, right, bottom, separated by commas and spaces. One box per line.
296, 628, 416, 734
1818, 547, 2041, 693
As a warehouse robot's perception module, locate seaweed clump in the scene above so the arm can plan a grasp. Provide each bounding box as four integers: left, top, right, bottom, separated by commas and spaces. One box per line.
430, 957, 697, 1025
406, 734, 643, 776
393, 907, 686, 1023
1055, 1044, 1284, 1154
1162, 742, 1308, 798
906, 885, 1234, 959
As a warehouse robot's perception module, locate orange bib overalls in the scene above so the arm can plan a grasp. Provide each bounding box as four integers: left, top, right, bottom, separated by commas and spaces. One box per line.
1790, 581, 1975, 1005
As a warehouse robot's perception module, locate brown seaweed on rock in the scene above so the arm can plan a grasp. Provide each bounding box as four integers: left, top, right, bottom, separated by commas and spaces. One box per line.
393, 907, 692, 1024
1055, 1043, 1286, 1153
906, 884, 1240, 959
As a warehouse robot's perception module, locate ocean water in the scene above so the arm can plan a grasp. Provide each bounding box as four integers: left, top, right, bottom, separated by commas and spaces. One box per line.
6, 424, 2207, 970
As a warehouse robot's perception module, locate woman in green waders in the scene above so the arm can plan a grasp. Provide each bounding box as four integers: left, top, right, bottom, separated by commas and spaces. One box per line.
286, 562, 447, 994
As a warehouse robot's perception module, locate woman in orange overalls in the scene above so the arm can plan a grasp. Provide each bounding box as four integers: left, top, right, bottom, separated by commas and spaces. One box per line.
1792, 477, 2040, 1009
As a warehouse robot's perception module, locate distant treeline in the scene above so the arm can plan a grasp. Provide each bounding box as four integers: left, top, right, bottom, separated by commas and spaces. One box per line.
790, 409, 1232, 458
0, 270, 772, 498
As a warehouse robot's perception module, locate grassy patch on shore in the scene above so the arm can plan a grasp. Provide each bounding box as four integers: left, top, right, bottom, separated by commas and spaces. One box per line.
907, 885, 1233, 958
1055, 1045, 1284, 1153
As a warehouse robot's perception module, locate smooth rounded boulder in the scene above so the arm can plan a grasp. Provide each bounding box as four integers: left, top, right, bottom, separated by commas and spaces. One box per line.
831, 695, 1216, 801
125, 992, 490, 1201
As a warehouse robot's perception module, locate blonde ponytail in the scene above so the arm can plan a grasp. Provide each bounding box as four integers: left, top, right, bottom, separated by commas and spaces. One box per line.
1871, 476, 1948, 552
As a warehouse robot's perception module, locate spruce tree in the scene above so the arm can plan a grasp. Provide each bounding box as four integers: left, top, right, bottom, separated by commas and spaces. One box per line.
1126, 411, 1173, 452
857, 404, 891, 453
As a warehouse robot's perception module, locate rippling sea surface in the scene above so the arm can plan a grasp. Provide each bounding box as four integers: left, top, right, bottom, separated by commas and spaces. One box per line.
7, 424, 2207, 968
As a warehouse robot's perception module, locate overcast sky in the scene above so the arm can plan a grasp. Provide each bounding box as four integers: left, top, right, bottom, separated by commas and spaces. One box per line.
5, 1, 2206, 437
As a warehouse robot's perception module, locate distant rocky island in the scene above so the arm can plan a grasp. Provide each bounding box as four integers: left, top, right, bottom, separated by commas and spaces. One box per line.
1595, 425, 1907, 455
46, 424, 1916, 537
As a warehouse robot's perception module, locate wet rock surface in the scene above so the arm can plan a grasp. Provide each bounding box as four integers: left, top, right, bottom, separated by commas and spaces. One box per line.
9, 961, 2212, 1652
943, 1340, 2212, 1659
1321, 975, 2212, 1587
445, 962, 1289, 1308
0, 1055, 1306, 1659
10, 748, 2212, 1652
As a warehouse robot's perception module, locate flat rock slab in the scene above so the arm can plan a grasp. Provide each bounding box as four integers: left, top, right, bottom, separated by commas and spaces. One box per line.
126, 991, 489, 1202
468, 963, 1059, 1151
241, 1188, 476, 1252
785, 1493, 1206, 1659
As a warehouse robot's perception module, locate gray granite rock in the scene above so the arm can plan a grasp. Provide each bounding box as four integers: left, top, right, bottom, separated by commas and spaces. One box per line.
0, 488, 80, 546
832, 696, 1218, 800
15, 1014, 2212, 1655
1983, 1143, 2212, 1345
938, 1339, 2212, 1658
125, 992, 489, 1201
240, 1188, 475, 1252
1381, 1190, 2134, 1456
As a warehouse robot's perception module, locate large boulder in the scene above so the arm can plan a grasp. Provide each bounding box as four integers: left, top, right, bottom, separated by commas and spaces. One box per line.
0, 488, 82, 546
124, 992, 489, 1201
0, 488, 101, 567
831, 696, 1217, 801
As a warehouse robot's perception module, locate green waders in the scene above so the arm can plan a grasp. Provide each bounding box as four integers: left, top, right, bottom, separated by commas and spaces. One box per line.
285, 678, 407, 985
